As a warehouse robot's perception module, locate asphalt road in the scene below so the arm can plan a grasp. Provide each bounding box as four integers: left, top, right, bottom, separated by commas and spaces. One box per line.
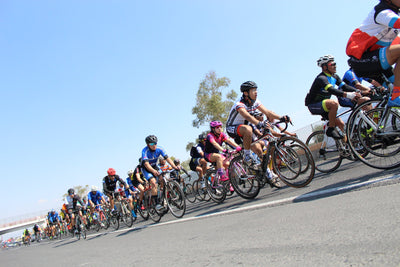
1, 159, 400, 267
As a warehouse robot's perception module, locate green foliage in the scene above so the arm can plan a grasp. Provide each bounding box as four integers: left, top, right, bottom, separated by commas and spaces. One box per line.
192, 70, 237, 128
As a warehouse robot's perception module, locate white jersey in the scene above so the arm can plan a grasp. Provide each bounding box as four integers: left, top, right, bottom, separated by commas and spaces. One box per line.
226, 98, 262, 126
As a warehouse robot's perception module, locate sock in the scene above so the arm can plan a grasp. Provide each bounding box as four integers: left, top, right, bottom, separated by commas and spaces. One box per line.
391, 86, 400, 100
217, 168, 225, 177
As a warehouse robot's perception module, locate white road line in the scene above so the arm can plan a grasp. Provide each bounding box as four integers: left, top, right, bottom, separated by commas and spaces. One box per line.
87, 173, 400, 238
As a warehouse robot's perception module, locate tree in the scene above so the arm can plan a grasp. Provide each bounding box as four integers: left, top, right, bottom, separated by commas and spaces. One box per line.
62, 185, 89, 200
191, 71, 237, 128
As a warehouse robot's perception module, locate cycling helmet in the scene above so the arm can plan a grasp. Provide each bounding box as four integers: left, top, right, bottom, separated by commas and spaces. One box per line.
107, 168, 116, 176
198, 133, 207, 140
240, 81, 258, 92
91, 185, 97, 192
210, 120, 223, 128
127, 169, 134, 176
317, 55, 334, 67
67, 188, 75, 195
173, 159, 180, 165
252, 110, 263, 117
145, 135, 158, 144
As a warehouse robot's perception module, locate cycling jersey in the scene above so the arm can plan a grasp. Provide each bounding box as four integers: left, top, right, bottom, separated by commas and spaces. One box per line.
65, 194, 84, 210
305, 72, 356, 106
47, 212, 60, 224
226, 97, 262, 126
158, 162, 172, 173
87, 190, 104, 205
346, 2, 400, 60
141, 146, 168, 167
190, 143, 205, 159
102, 175, 126, 194
204, 132, 228, 154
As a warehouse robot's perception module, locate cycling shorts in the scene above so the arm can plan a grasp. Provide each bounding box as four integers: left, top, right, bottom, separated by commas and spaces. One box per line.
307, 100, 329, 120
226, 124, 244, 145
348, 48, 394, 83
142, 167, 158, 182
189, 158, 201, 171
337, 97, 355, 108
204, 152, 226, 163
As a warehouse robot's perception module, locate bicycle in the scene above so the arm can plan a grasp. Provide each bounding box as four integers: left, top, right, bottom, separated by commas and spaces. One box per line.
73, 208, 87, 240
229, 121, 315, 197
158, 169, 186, 218
192, 177, 211, 202
114, 192, 135, 228
171, 171, 196, 203
346, 74, 400, 169
141, 183, 162, 223
204, 151, 238, 203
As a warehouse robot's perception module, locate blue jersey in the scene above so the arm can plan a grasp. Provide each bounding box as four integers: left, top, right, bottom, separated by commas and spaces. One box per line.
88, 191, 104, 205
48, 212, 60, 223
141, 145, 168, 167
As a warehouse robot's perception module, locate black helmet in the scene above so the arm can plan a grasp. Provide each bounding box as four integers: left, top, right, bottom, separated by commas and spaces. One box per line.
173, 158, 180, 165
198, 133, 207, 140
68, 188, 75, 195
145, 135, 158, 144
240, 81, 258, 92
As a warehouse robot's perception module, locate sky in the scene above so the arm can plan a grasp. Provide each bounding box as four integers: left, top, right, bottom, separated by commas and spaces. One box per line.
0, 0, 374, 221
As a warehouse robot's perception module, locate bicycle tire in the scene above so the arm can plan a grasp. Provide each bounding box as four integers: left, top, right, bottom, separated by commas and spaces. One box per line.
347, 102, 400, 169
146, 196, 162, 223
193, 180, 211, 202
306, 130, 342, 173
184, 184, 196, 203
228, 155, 260, 199
165, 180, 186, 218
273, 136, 315, 188
204, 169, 226, 204
110, 214, 119, 230
138, 204, 149, 220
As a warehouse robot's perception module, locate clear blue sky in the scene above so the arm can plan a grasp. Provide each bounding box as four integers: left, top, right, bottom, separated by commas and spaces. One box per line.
1, 0, 372, 220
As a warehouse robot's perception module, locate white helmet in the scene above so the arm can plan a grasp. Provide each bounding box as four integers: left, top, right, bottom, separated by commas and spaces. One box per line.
127, 169, 134, 176
91, 185, 97, 192
317, 55, 334, 67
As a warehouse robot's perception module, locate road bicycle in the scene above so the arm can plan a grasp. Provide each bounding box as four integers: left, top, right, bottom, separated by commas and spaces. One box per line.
114, 193, 135, 228
73, 208, 87, 240
171, 171, 196, 203
346, 74, 400, 169
229, 121, 315, 198
158, 170, 186, 218
192, 177, 211, 202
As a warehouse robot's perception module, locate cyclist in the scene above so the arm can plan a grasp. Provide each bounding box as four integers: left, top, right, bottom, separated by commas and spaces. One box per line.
32, 224, 41, 242
102, 168, 135, 215
65, 188, 85, 231
343, 68, 385, 100
346, 0, 400, 107
126, 164, 147, 211
305, 55, 362, 139
205, 121, 242, 181
22, 229, 31, 244
87, 185, 107, 216
226, 81, 291, 167
170, 158, 191, 190
46, 209, 61, 238
141, 135, 179, 212
189, 134, 208, 186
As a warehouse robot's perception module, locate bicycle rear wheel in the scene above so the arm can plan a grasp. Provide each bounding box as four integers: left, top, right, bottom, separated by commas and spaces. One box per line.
228, 155, 260, 199
165, 180, 186, 218
109, 214, 119, 230
146, 196, 162, 223
347, 103, 400, 169
306, 130, 342, 173
193, 179, 211, 202
204, 169, 226, 204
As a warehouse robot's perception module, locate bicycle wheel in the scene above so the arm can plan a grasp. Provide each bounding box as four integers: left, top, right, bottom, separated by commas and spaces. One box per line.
184, 184, 196, 203
109, 214, 119, 230
347, 103, 400, 169
146, 196, 162, 223
193, 179, 211, 202
204, 169, 226, 204
121, 204, 134, 227
228, 155, 260, 199
306, 130, 342, 173
165, 180, 186, 218
138, 203, 149, 220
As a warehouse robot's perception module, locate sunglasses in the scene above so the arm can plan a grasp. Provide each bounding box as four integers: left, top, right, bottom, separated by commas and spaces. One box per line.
149, 142, 157, 146
328, 62, 336, 66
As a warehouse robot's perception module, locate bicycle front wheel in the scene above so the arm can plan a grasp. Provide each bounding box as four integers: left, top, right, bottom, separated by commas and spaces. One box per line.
272, 136, 314, 188
228, 155, 260, 199
306, 130, 342, 173
347, 103, 400, 169
165, 180, 186, 218
204, 169, 226, 204
184, 184, 196, 203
